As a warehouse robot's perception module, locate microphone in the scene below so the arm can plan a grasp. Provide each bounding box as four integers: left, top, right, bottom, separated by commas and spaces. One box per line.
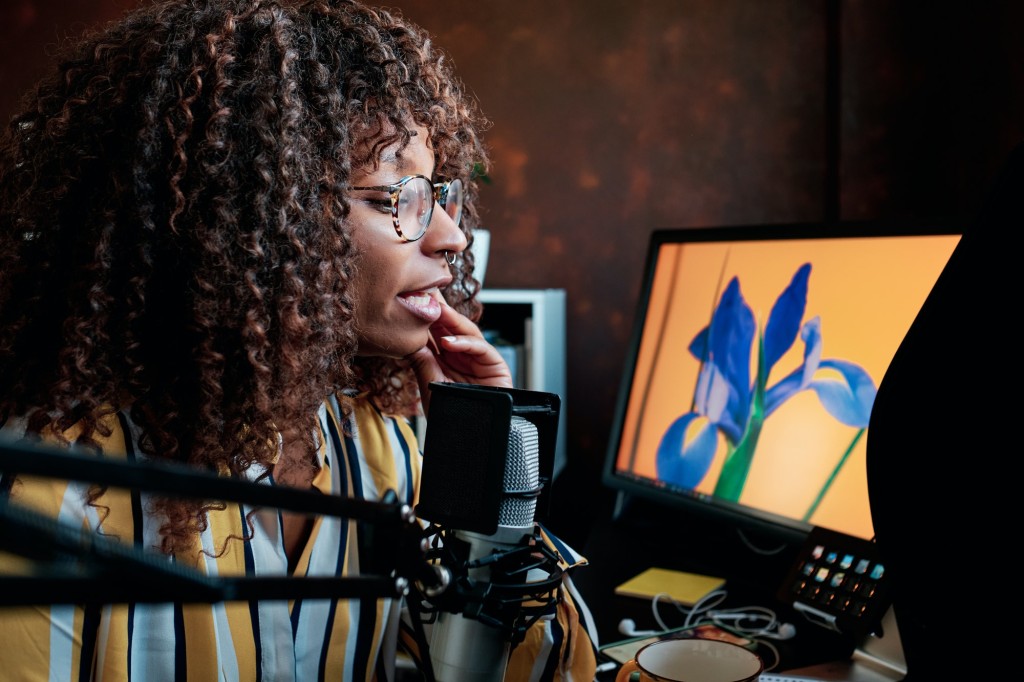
427, 415, 539, 682
414, 382, 562, 682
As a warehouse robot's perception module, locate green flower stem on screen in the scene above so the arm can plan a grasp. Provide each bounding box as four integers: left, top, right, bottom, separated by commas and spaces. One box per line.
802, 428, 866, 522
714, 335, 768, 502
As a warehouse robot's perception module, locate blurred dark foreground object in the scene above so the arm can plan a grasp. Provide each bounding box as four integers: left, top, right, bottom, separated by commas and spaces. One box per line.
867, 141, 1024, 681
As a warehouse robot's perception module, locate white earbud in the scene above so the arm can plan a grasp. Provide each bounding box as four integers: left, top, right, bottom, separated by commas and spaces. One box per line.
754, 622, 797, 640
773, 622, 797, 640
618, 618, 660, 638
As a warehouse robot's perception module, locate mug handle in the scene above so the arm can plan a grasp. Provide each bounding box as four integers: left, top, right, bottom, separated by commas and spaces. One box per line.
615, 660, 640, 682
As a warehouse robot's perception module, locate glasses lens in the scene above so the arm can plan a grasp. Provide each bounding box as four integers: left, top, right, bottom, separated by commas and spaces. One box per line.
442, 178, 464, 227
396, 176, 433, 241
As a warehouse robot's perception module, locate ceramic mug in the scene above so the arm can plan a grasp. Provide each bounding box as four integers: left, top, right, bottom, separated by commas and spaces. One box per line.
614, 637, 763, 682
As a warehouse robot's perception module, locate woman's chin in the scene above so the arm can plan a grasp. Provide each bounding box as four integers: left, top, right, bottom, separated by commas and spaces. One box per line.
356, 333, 432, 359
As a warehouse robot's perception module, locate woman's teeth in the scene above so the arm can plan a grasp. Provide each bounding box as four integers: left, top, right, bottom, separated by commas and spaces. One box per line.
404, 292, 432, 308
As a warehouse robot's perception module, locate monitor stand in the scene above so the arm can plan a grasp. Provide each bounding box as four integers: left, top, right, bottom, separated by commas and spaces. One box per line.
781, 607, 906, 682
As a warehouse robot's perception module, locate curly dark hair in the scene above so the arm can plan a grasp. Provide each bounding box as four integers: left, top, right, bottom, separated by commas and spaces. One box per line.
0, 0, 489, 553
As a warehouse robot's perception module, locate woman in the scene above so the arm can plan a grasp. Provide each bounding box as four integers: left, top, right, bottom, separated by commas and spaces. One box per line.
0, 0, 596, 679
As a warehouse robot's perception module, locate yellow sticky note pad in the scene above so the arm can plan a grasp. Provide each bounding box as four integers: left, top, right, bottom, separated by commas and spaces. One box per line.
614, 567, 725, 606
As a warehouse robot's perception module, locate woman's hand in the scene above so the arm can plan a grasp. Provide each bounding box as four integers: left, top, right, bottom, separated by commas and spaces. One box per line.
407, 294, 513, 416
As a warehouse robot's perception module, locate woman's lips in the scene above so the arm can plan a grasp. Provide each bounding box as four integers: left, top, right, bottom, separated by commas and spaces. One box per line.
397, 291, 442, 322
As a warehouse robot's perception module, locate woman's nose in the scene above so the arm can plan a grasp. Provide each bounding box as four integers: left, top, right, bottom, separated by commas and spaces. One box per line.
423, 201, 468, 255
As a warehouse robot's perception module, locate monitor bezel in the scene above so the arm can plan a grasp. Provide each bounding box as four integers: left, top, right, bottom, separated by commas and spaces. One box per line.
601, 220, 962, 547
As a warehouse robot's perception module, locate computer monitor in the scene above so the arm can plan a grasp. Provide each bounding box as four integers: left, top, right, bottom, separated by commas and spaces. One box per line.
602, 222, 961, 547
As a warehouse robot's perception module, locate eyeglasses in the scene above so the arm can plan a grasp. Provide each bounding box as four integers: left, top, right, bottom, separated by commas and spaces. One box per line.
351, 174, 464, 242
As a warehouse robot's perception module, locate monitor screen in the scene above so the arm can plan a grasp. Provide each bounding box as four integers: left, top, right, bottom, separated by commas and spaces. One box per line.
602, 223, 961, 544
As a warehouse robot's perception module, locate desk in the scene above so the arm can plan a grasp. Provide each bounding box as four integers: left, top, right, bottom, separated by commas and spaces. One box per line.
569, 509, 857, 679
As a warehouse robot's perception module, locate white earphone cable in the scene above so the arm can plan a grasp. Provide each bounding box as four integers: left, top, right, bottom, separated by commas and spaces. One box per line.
642, 588, 793, 671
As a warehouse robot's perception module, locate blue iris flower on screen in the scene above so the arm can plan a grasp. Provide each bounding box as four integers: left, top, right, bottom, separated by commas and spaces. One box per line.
655, 263, 877, 511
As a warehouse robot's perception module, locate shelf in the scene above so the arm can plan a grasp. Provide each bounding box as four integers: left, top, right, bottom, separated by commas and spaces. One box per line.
479, 288, 567, 479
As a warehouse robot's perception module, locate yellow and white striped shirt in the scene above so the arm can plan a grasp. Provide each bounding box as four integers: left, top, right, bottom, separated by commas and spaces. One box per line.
0, 394, 597, 681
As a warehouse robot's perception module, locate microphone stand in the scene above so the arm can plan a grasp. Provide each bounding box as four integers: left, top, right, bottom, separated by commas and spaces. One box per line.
0, 437, 437, 606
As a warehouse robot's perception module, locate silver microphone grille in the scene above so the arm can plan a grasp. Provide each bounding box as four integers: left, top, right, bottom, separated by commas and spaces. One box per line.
499, 416, 540, 528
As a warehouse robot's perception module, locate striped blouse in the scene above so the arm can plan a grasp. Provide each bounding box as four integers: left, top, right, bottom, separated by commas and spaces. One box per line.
0, 395, 597, 681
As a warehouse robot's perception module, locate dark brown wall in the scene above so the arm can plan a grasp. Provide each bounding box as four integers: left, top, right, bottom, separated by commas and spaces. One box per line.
3, 1, 1022, 544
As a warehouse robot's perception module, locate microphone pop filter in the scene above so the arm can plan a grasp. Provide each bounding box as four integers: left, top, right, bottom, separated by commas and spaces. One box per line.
416, 383, 559, 535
